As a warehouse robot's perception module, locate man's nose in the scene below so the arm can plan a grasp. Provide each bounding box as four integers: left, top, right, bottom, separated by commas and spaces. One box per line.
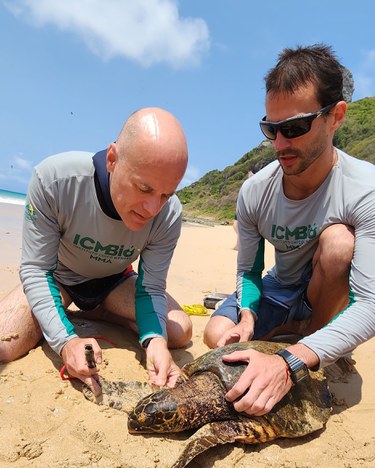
273, 131, 291, 152
144, 196, 162, 217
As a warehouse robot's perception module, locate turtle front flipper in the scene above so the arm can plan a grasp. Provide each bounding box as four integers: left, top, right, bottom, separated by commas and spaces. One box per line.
82, 377, 153, 413
170, 415, 292, 468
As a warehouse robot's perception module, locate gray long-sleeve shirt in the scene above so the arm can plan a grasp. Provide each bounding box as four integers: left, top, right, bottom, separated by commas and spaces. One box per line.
236, 149, 375, 367
20, 151, 183, 354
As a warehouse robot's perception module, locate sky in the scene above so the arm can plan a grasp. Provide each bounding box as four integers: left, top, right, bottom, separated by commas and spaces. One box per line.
1, 0, 374, 194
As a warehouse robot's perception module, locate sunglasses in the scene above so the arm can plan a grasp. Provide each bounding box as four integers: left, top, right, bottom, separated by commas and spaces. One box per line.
259, 102, 338, 140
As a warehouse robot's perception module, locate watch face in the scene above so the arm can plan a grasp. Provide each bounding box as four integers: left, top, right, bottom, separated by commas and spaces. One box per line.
276, 349, 308, 383
294, 367, 308, 381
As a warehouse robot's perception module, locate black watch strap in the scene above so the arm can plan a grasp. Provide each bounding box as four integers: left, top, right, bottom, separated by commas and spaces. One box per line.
142, 338, 153, 349
276, 349, 309, 384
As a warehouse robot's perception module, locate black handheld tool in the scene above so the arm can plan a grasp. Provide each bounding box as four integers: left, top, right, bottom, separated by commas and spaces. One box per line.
84, 344, 96, 369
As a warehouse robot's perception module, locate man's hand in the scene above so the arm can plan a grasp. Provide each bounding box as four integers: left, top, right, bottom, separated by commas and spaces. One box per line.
146, 337, 181, 387
223, 349, 292, 416
217, 309, 255, 347
61, 337, 102, 396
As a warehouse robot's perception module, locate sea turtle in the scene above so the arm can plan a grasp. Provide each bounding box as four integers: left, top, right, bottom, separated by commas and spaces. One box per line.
83, 341, 332, 467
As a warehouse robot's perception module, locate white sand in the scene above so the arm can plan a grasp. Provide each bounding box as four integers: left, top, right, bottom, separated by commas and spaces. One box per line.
0, 204, 374, 467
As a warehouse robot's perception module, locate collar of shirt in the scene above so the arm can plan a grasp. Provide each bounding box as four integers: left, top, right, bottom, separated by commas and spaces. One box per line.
92, 149, 121, 220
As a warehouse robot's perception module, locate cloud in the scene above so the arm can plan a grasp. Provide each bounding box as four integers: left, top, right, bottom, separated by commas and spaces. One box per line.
4, 0, 210, 68
355, 49, 375, 98
14, 155, 33, 171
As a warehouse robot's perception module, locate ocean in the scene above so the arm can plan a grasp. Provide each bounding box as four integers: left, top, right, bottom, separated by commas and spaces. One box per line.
0, 189, 27, 206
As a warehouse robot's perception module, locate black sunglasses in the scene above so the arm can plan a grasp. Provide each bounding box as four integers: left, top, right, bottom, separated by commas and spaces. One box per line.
259, 102, 338, 140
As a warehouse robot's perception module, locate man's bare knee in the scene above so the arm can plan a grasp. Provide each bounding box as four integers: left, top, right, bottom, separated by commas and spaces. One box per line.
315, 224, 354, 274
167, 310, 192, 349
203, 330, 219, 349
0, 324, 42, 362
0, 284, 42, 362
168, 329, 191, 349
1, 340, 32, 363
203, 316, 234, 349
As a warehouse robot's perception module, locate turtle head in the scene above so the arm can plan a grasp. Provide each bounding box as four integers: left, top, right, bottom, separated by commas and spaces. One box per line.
127, 388, 184, 433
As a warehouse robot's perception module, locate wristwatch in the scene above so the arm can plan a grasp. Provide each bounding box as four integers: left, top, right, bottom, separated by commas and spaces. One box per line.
142, 338, 153, 348
276, 349, 309, 384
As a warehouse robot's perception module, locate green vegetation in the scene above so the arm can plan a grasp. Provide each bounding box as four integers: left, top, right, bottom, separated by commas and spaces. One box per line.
178, 97, 375, 222
333, 97, 375, 164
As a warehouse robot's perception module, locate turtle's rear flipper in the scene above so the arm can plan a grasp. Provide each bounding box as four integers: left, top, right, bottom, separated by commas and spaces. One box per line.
82, 377, 153, 413
171, 416, 279, 468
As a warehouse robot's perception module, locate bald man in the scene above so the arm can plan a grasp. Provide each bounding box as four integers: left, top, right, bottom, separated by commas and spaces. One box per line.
0, 108, 192, 394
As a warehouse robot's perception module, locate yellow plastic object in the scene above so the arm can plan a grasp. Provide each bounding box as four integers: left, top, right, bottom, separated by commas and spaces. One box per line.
181, 304, 209, 316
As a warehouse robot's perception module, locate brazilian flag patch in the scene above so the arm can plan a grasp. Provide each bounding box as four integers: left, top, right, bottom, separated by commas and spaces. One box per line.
25, 203, 36, 223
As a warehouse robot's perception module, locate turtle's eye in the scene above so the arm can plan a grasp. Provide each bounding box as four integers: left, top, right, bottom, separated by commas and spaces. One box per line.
142, 401, 164, 423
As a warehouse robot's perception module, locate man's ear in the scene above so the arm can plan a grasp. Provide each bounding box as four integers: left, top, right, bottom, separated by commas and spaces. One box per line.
106, 143, 117, 173
331, 100, 347, 132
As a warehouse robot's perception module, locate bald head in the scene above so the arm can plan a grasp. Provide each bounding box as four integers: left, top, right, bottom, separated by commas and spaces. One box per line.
116, 107, 188, 174
107, 108, 188, 230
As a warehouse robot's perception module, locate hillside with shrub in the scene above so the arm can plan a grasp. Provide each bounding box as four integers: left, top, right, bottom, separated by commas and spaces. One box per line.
177, 97, 375, 222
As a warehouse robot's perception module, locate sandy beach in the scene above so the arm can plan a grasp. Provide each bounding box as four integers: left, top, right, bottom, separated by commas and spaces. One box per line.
0, 202, 374, 467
